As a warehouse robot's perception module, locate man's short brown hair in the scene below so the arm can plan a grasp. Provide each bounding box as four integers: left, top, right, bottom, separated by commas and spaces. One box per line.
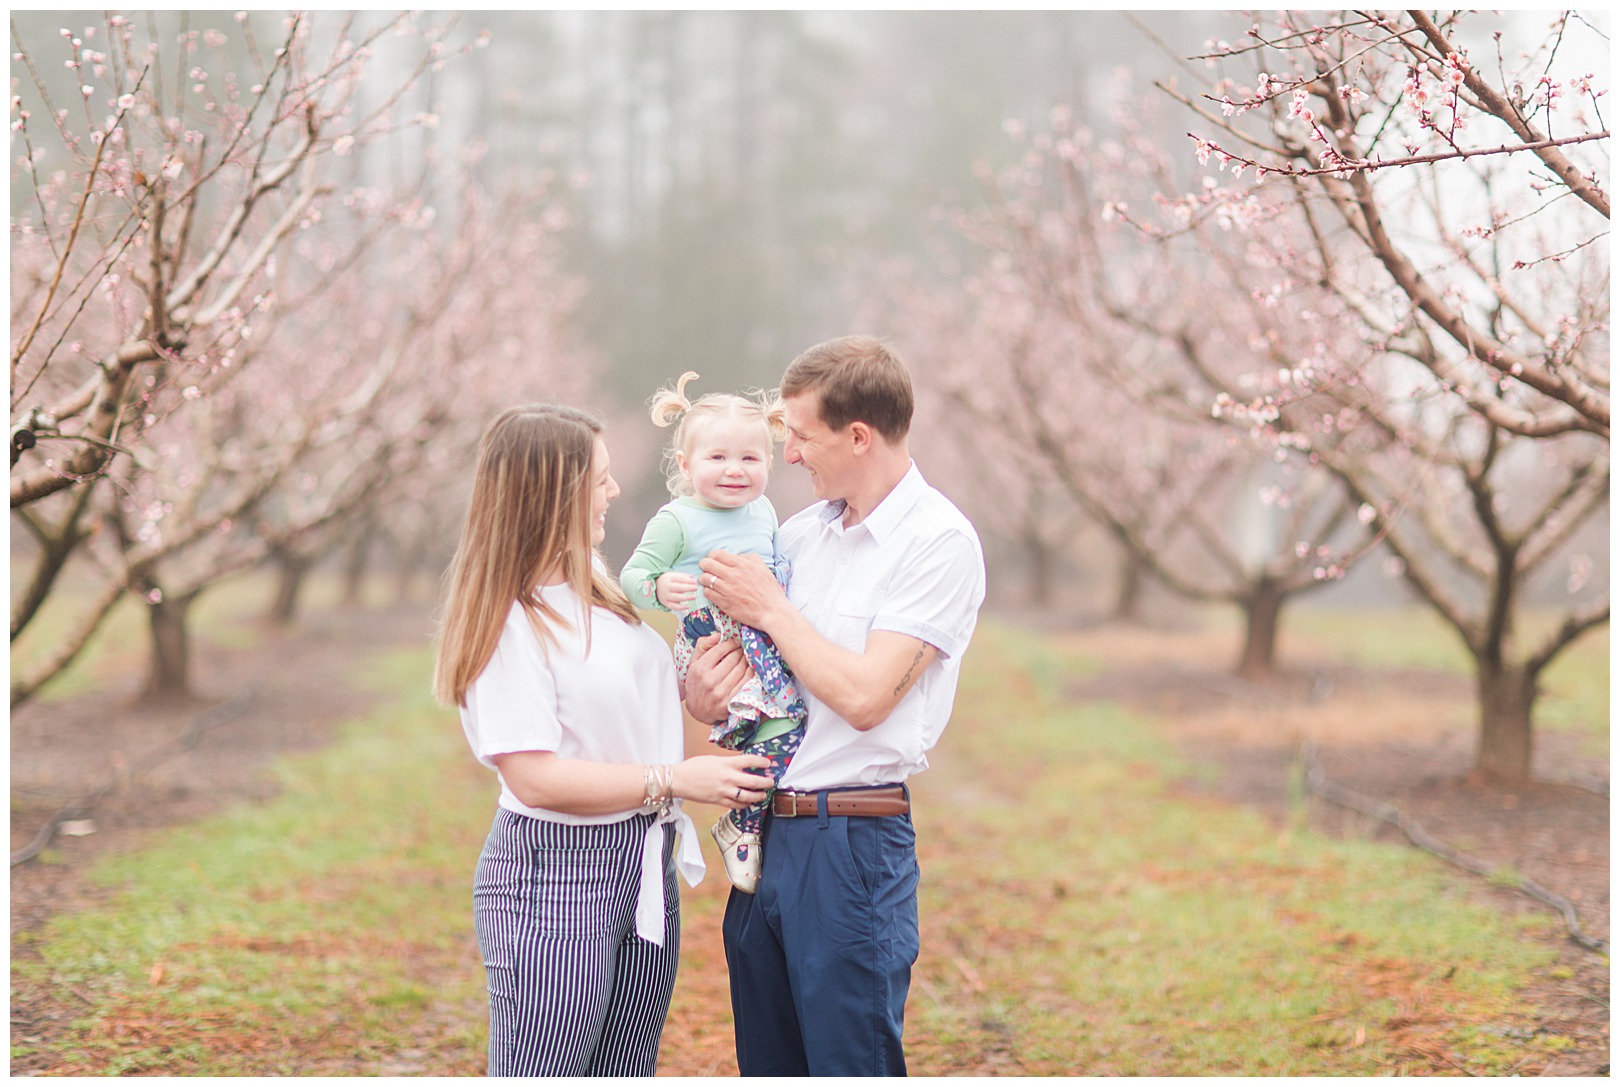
780, 335, 913, 443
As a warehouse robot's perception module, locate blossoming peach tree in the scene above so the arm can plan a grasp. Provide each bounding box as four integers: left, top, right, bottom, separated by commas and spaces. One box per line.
1161, 10, 1609, 781
10, 13, 595, 704
884, 10, 1604, 780
880, 83, 1382, 680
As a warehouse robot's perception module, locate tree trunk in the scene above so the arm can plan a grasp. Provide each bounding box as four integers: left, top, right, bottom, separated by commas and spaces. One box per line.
1474, 661, 1536, 784
394, 531, 430, 606
139, 589, 200, 704
341, 521, 375, 607
1024, 530, 1055, 609
1234, 579, 1284, 680
1111, 548, 1148, 624
268, 550, 313, 627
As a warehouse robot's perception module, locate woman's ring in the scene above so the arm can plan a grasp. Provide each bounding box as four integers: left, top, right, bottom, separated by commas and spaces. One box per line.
734, 786, 742, 801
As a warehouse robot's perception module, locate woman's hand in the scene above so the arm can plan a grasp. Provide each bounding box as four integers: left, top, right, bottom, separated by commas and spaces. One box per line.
683, 632, 751, 723
655, 571, 698, 611
673, 753, 773, 809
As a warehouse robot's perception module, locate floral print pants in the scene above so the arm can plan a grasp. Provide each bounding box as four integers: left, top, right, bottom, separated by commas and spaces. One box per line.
676, 606, 806, 834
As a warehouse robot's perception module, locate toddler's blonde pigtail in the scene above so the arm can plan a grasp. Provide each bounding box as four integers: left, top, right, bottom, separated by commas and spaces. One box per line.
649, 370, 700, 428
649, 371, 702, 498
761, 391, 789, 443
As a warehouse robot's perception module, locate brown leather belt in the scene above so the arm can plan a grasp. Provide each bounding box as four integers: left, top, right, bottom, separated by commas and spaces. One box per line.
772, 784, 909, 818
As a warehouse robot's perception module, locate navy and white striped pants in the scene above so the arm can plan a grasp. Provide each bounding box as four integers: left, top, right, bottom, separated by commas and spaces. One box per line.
473, 809, 680, 1076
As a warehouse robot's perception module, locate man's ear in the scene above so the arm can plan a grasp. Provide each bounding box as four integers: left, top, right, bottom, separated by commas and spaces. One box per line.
848, 420, 873, 455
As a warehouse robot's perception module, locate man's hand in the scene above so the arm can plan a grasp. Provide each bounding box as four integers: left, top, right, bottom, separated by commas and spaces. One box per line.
684, 632, 751, 724
699, 550, 789, 630
702, 549, 941, 733
655, 571, 698, 611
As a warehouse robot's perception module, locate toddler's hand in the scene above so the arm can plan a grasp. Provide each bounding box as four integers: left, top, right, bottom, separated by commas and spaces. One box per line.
655, 571, 699, 611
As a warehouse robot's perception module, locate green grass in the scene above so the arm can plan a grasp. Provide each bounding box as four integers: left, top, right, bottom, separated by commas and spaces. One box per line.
1535, 627, 1611, 758
12, 609, 1595, 1075
11, 571, 281, 702
1287, 607, 1610, 759
1286, 605, 1476, 673
9, 567, 427, 703
12, 646, 495, 1075
907, 623, 1567, 1076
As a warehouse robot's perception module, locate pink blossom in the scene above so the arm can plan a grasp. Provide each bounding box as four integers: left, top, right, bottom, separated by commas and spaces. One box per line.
1404, 75, 1429, 110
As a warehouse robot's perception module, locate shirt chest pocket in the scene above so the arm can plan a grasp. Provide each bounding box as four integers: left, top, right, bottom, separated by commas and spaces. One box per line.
833, 589, 879, 652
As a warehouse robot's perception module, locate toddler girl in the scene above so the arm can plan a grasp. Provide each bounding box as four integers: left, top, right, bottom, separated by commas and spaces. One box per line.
620, 372, 805, 894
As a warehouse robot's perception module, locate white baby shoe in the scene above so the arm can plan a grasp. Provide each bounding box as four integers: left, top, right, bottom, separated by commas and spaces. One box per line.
710, 817, 764, 894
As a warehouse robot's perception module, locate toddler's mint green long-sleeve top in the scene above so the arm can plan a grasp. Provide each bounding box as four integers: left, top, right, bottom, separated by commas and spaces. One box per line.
619, 495, 780, 614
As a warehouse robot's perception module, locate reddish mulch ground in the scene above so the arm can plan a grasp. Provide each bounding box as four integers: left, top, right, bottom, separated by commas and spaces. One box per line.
10, 605, 1610, 1076
1061, 633, 1610, 1078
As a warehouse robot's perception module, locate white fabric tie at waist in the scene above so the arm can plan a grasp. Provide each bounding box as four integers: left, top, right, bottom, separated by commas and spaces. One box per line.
635, 802, 704, 946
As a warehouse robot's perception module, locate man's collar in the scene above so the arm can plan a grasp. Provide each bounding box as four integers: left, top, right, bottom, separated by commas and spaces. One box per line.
862, 462, 925, 543
822, 462, 923, 542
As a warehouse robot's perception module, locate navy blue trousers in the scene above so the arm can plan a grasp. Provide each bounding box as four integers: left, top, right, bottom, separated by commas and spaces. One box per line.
721, 791, 920, 1076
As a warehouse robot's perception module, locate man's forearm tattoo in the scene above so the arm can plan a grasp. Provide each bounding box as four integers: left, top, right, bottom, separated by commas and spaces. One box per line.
893, 648, 925, 698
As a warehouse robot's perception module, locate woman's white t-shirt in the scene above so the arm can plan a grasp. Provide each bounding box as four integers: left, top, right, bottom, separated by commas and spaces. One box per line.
459, 582, 704, 944
461, 583, 683, 822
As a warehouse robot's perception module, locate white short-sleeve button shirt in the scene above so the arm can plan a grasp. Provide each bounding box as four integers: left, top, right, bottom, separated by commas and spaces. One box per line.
776, 463, 986, 792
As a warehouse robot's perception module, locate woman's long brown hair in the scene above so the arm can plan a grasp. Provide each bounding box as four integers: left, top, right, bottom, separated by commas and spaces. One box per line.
432, 404, 639, 708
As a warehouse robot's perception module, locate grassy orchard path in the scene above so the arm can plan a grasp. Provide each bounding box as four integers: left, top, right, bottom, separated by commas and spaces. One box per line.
903, 627, 1564, 1075
12, 622, 1581, 1075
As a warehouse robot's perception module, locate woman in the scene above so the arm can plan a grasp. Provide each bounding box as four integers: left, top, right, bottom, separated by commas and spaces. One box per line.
432, 403, 769, 1076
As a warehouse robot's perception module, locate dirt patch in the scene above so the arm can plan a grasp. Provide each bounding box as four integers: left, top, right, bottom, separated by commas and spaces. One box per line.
1054, 624, 1609, 1077
9, 598, 438, 1073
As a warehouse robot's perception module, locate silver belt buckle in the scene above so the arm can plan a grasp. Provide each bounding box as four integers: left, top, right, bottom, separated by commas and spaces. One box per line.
776, 791, 803, 818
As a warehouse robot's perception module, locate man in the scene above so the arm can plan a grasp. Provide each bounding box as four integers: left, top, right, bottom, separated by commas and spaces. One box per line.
686, 334, 986, 1076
